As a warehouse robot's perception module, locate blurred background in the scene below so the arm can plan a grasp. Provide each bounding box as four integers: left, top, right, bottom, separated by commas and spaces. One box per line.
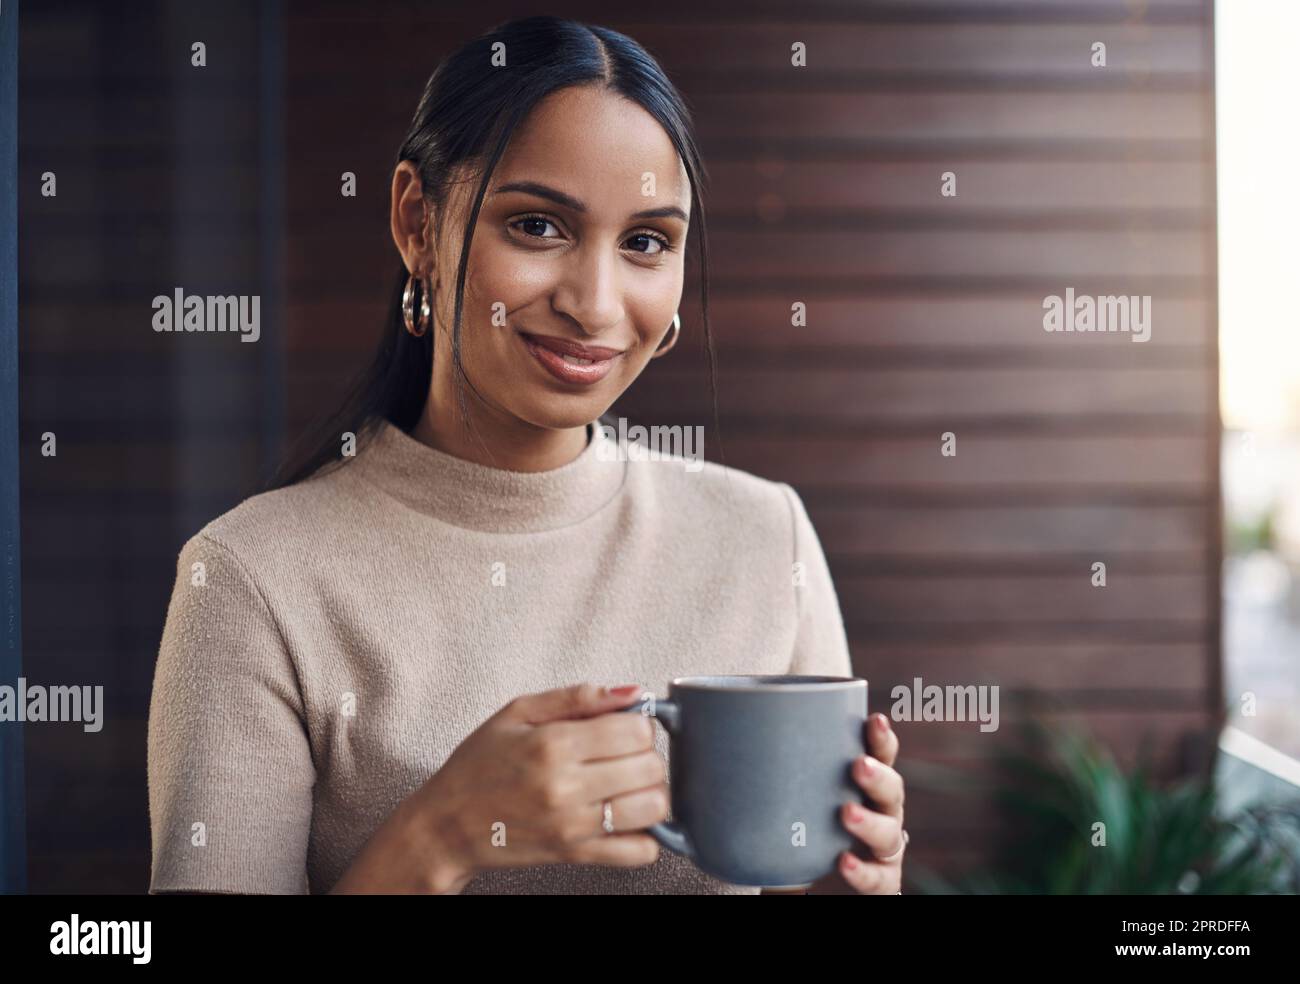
3, 0, 1296, 893
1213, 0, 1300, 873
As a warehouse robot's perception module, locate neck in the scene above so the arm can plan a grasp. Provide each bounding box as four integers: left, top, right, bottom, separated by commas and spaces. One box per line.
410, 382, 589, 473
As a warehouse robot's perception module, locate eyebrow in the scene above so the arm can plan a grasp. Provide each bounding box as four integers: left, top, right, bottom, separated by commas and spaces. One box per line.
491, 180, 689, 223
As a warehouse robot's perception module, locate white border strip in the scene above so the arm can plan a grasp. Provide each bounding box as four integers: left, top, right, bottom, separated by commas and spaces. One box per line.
1219, 725, 1300, 788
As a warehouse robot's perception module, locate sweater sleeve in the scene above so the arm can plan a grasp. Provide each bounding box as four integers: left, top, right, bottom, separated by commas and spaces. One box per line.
146, 531, 315, 894
779, 483, 853, 679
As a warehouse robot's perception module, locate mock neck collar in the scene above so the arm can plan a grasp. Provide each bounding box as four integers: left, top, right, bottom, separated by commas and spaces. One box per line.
351, 418, 628, 533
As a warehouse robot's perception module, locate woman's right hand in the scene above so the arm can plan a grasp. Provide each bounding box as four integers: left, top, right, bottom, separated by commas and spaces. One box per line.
330, 682, 669, 894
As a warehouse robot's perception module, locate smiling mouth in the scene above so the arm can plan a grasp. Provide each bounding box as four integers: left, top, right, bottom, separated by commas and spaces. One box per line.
517, 330, 624, 385
517, 331, 624, 360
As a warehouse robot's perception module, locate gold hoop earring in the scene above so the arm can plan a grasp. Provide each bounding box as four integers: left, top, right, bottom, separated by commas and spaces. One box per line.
403, 272, 432, 337
653, 312, 680, 357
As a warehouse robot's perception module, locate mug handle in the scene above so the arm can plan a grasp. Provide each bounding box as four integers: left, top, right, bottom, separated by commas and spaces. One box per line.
618, 696, 694, 860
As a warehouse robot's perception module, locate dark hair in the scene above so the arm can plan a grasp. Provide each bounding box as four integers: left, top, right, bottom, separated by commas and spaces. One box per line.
263, 15, 721, 492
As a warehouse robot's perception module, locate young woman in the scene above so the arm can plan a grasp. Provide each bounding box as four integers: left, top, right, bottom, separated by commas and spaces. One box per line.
147, 15, 906, 895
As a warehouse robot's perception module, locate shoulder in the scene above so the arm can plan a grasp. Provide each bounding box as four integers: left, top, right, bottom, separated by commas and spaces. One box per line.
179, 456, 365, 574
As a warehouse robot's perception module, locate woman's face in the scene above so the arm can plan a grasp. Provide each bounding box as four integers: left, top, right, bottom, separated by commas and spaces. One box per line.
403, 85, 691, 434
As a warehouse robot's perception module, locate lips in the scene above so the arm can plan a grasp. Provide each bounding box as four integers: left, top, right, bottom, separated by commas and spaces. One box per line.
518, 330, 623, 386
519, 332, 623, 361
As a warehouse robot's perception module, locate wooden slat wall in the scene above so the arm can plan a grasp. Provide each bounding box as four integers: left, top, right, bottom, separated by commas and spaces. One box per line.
281, 0, 1220, 885
653, 6, 1220, 881
18, 1, 272, 892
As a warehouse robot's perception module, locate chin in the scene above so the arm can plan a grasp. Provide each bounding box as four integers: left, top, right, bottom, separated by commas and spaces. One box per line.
510, 397, 609, 433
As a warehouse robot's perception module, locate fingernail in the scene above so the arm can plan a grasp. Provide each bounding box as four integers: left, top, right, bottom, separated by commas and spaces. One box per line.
606, 684, 640, 697
846, 803, 865, 822
877, 714, 891, 732
842, 852, 859, 871
860, 755, 875, 775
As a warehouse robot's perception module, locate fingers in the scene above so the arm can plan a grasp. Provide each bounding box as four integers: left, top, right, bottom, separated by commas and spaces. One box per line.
842, 723, 908, 895
574, 748, 666, 804
565, 831, 662, 868
851, 752, 904, 818
582, 784, 670, 836
840, 800, 904, 860
518, 712, 667, 829
837, 854, 902, 894
544, 709, 657, 762
865, 713, 899, 769
548, 790, 669, 868
505, 682, 644, 725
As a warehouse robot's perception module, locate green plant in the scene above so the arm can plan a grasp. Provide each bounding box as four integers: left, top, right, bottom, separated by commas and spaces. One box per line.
905, 716, 1300, 894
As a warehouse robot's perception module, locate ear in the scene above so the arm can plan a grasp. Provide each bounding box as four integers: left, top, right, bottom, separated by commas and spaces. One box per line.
390, 160, 437, 280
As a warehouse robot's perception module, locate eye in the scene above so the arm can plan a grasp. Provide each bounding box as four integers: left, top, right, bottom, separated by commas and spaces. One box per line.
510, 214, 563, 240
626, 231, 673, 257
510, 214, 674, 257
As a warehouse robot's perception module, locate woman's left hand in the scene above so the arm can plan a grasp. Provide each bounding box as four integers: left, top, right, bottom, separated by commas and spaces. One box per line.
822, 711, 907, 894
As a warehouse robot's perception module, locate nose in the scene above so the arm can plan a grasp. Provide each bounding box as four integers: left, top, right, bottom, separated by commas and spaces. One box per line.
552, 240, 626, 337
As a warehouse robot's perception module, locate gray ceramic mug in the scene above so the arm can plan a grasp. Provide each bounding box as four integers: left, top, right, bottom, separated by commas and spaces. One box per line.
619, 674, 869, 888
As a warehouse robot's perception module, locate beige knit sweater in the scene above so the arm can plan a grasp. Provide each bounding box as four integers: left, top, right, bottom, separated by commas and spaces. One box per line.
146, 418, 852, 894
